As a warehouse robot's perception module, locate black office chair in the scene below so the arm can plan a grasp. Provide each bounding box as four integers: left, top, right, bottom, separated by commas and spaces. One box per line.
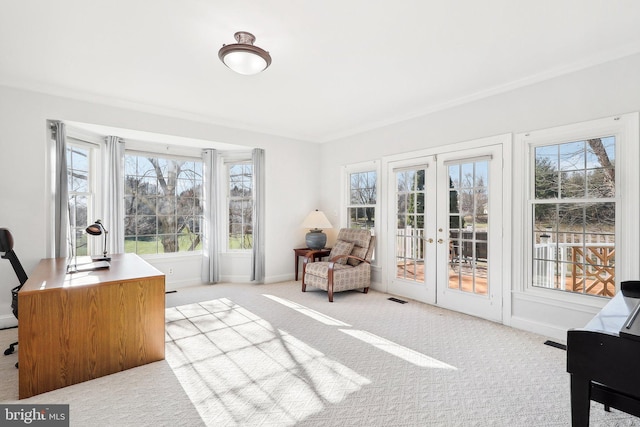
1, 228, 28, 368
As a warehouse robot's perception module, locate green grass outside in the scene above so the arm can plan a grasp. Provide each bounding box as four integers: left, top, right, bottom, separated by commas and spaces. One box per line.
228, 235, 253, 250
125, 234, 202, 254
125, 234, 253, 253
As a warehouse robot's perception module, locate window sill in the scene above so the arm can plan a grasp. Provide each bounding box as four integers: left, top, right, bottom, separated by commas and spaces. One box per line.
133, 251, 203, 261
222, 251, 251, 258
513, 286, 609, 312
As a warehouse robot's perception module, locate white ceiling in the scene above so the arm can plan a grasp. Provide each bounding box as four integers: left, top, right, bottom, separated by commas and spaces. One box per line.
2, 1, 640, 143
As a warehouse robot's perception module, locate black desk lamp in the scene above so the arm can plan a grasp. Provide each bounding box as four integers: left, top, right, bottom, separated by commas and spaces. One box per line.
86, 220, 111, 261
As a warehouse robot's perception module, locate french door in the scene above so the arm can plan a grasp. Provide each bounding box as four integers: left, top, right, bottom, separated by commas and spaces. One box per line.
387, 144, 503, 321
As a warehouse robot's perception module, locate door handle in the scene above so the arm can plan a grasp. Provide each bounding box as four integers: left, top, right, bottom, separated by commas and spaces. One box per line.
427, 238, 434, 243
438, 239, 444, 244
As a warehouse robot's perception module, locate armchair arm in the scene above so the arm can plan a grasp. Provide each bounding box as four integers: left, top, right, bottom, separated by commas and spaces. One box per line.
328, 254, 370, 266
302, 249, 329, 289
303, 249, 326, 264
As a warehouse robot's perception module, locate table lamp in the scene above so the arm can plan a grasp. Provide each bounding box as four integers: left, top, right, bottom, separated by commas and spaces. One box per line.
301, 209, 332, 250
86, 219, 111, 261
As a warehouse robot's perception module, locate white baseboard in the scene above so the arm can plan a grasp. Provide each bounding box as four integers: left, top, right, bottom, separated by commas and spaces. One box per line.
265, 274, 295, 284
165, 277, 205, 291
219, 275, 253, 284
0, 314, 17, 330
510, 315, 568, 343
369, 281, 385, 293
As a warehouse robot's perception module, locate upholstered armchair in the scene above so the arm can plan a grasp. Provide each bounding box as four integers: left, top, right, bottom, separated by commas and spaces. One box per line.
302, 228, 375, 302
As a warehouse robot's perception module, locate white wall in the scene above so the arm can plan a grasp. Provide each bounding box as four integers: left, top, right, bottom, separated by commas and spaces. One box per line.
0, 85, 320, 327
318, 52, 640, 341
3, 52, 640, 338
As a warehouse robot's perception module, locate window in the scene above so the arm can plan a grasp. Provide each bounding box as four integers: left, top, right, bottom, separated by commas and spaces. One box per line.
531, 138, 616, 297
124, 153, 203, 254
514, 101, 640, 304
347, 169, 377, 230
228, 161, 253, 250
516, 114, 640, 308
67, 141, 96, 256
343, 162, 378, 264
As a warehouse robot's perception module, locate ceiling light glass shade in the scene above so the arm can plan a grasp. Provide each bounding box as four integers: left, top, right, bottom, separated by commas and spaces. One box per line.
219, 31, 272, 75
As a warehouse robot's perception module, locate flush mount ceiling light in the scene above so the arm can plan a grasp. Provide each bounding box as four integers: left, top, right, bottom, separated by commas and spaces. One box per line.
218, 31, 272, 75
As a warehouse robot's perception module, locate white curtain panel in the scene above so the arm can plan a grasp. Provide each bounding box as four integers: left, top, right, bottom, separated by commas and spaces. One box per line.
103, 136, 125, 254
52, 121, 70, 258
251, 148, 265, 282
201, 149, 220, 283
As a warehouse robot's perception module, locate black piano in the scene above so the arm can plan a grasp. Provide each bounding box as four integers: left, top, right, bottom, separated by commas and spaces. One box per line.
567, 280, 640, 426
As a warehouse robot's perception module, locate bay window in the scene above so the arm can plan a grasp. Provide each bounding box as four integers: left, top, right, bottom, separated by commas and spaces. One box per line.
124, 153, 203, 254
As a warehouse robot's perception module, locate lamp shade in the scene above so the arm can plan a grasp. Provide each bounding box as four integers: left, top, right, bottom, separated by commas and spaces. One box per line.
301, 210, 332, 230
85, 220, 110, 261
219, 31, 272, 75
85, 220, 105, 236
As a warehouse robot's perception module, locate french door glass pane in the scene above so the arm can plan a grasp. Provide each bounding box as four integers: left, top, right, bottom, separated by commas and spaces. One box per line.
448, 160, 489, 295
395, 168, 426, 282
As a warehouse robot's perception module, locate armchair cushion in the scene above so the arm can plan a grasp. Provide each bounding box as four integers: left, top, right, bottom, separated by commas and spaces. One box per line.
347, 245, 368, 266
329, 240, 354, 265
338, 228, 371, 248
304, 261, 353, 279
304, 261, 370, 295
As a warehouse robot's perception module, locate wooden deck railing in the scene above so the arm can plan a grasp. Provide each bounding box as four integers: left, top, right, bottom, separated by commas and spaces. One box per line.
533, 243, 615, 296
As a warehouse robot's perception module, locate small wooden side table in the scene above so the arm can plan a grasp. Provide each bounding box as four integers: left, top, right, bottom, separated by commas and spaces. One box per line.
294, 247, 331, 281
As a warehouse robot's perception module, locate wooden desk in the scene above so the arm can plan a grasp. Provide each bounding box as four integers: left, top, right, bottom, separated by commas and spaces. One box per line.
294, 248, 331, 281
18, 253, 165, 399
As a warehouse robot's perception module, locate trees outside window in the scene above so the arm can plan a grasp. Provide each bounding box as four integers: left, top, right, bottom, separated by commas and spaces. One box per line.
531, 137, 616, 296
124, 154, 203, 254
396, 169, 424, 230
348, 170, 377, 230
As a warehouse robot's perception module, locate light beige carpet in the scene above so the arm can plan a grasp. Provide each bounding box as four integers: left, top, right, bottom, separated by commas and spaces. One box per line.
0, 326, 204, 426
1, 281, 639, 426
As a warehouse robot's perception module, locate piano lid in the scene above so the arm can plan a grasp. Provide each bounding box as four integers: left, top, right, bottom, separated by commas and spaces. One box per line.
583, 294, 639, 336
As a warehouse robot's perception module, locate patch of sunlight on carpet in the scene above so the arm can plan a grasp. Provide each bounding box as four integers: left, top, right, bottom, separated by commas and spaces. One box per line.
165, 299, 370, 426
